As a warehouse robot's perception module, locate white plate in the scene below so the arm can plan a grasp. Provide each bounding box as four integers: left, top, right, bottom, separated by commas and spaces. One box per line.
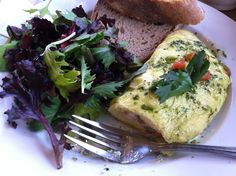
0, 1, 236, 176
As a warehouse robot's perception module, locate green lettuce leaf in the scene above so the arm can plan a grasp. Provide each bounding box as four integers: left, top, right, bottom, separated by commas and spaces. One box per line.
91, 45, 116, 69
74, 96, 101, 120
80, 56, 95, 94
92, 81, 124, 99
58, 10, 77, 21
0, 41, 18, 71
43, 48, 80, 100
74, 32, 104, 46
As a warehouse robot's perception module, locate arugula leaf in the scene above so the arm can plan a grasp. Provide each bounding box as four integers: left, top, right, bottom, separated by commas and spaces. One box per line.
29, 96, 61, 131
93, 81, 124, 99
43, 48, 80, 100
91, 45, 116, 69
74, 96, 101, 120
80, 56, 95, 94
0, 41, 18, 71
154, 71, 193, 103
187, 50, 210, 84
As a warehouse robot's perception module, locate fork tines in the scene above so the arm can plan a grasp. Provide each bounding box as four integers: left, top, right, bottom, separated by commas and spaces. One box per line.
64, 115, 124, 162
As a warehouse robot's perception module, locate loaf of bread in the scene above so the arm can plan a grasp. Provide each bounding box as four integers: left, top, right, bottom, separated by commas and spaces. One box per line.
103, 0, 205, 25
92, 0, 175, 62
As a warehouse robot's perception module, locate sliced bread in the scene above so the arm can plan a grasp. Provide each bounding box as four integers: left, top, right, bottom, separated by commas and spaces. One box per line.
104, 0, 205, 25
91, 0, 175, 62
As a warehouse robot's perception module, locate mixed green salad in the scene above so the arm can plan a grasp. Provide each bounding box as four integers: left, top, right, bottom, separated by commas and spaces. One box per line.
0, 5, 145, 169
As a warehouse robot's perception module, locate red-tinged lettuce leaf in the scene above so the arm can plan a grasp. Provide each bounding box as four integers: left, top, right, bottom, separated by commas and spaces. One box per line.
98, 15, 116, 28
72, 6, 88, 18
28, 17, 61, 48
29, 96, 61, 131
0, 74, 64, 169
7, 17, 65, 52
1, 44, 64, 168
4, 48, 52, 90
7, 25, 26, 40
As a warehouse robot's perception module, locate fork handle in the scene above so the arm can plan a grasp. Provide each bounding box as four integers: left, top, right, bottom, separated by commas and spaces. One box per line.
148, 143, 236, 158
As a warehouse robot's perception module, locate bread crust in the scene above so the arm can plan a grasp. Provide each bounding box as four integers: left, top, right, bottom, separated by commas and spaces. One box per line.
104, 0, 205, 25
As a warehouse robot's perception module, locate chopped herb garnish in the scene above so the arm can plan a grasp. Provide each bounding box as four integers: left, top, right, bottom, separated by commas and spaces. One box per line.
165, 56, 177, 64
153, 50, 210, 103
153, 71, 193, 103
133, 95, 139, 100
141, 104, 154, 112
186, 50, 210, 84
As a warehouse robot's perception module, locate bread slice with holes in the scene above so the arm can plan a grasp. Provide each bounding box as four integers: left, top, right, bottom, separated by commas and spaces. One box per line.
91, 0, 175, 62
103, 0, 205, 25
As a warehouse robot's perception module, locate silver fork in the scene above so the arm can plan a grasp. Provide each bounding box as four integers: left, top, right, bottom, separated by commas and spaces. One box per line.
64, 115, 236, 163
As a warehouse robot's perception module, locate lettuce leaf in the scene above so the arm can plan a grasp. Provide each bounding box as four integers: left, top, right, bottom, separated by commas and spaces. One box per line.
74, 96, 100, 120
43, 48, 80, 100
0, 41, 18, 71
0, 56, 64, 169
80, 56, 95, 94
92, 81, 124, 99
29, 96, 61, 131
91, 45, 116, 69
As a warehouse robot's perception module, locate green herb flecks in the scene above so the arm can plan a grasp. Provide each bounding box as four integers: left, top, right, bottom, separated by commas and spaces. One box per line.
141, 104, 154, 112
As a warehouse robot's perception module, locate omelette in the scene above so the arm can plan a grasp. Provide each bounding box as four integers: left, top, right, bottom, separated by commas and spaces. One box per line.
109, 30, 231, 143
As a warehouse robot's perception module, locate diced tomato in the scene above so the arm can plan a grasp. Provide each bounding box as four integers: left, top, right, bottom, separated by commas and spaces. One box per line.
185, 53, 195, 62
172, 58, 185, 70
201, 71, 212, 81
